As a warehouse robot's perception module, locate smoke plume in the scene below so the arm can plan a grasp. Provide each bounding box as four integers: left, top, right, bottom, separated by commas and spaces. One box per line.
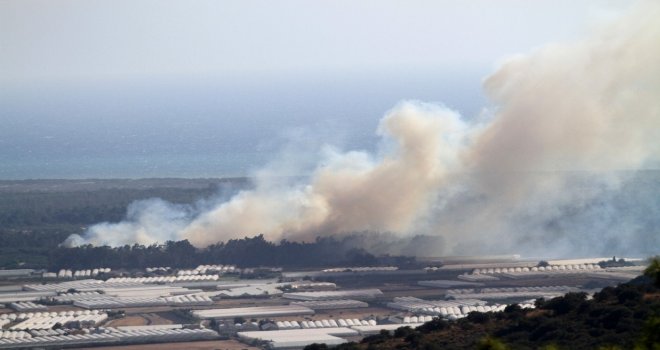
64, 2, 660, 257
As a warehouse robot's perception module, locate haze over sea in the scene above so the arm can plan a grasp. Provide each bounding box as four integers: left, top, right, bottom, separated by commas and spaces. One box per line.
1, 71, 485, 180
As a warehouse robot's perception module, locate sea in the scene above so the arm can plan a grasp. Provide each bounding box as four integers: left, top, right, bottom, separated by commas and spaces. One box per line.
1, 70, 487, 180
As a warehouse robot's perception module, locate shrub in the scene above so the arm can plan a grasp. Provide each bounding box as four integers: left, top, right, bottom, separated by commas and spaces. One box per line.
477, 337, 509, 350
542, 292, 588, 315
468, 311, 493, 324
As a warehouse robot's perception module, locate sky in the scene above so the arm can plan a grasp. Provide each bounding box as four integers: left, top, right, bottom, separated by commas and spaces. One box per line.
0, 0, 633, 179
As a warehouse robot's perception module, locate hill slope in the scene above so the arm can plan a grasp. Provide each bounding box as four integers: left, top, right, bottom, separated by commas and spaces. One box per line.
306, 267, 660, 349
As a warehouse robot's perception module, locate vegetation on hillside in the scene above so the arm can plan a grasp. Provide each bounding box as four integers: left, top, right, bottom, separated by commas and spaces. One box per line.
304, 258, 660, 350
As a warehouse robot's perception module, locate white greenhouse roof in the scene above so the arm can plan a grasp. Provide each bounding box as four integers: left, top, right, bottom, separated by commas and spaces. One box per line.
282, 288, 383, 301
238, 327, 358, 349
192, 305, 314, 319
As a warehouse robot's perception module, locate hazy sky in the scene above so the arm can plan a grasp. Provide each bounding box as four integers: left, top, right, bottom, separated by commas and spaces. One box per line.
1, 0, 630, 85
0, 0, 633, 179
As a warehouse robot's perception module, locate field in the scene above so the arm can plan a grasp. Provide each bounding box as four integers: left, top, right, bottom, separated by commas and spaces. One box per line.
106, 316, 149, 327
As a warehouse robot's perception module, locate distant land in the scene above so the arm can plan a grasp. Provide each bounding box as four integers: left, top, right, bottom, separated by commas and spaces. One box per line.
1, 171, 659, 268
0, 177, 246, 268
0, 177, 250, 193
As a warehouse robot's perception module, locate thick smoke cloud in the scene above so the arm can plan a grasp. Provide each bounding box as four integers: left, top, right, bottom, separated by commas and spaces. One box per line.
64, 2, 660, 257
65, 103, 467, 247
441, 0, 660, 256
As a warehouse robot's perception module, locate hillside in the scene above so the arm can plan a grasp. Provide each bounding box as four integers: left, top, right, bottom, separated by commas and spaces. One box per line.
305, 265, 660, 350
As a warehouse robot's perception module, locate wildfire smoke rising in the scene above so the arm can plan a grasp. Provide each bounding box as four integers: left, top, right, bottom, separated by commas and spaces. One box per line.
65, 2, 660, 256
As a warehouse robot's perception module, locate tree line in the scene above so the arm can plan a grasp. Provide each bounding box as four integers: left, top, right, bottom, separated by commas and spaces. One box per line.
47, 235, 412, 270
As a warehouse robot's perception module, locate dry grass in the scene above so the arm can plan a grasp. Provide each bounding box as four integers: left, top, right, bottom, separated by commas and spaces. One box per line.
46, 305, 85, 312
106, 315, 148, 327
525, 309, 550, 318
145, 313, 171, 325
643, 292, 660, 301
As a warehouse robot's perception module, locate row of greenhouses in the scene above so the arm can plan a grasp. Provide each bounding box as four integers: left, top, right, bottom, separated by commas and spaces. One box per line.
283, 288, 383, 301
0, 328, 219, 349
7, 302, 47, 312
106, 275, 219, 283
472, 264, 601, 275
290, 299, 368, 310
275, 318, 378, 330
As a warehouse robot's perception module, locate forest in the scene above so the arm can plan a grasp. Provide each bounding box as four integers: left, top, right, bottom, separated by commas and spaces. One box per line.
46, 235, 407, 270
0, 179, 415, 269
0, 178, 222, 268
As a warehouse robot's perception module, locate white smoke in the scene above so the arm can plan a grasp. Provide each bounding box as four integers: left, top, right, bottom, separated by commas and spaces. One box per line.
65, 102, 469, 247
441, 0, 660, 255
63, 199, 193, 247
65, 1, 660, 256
